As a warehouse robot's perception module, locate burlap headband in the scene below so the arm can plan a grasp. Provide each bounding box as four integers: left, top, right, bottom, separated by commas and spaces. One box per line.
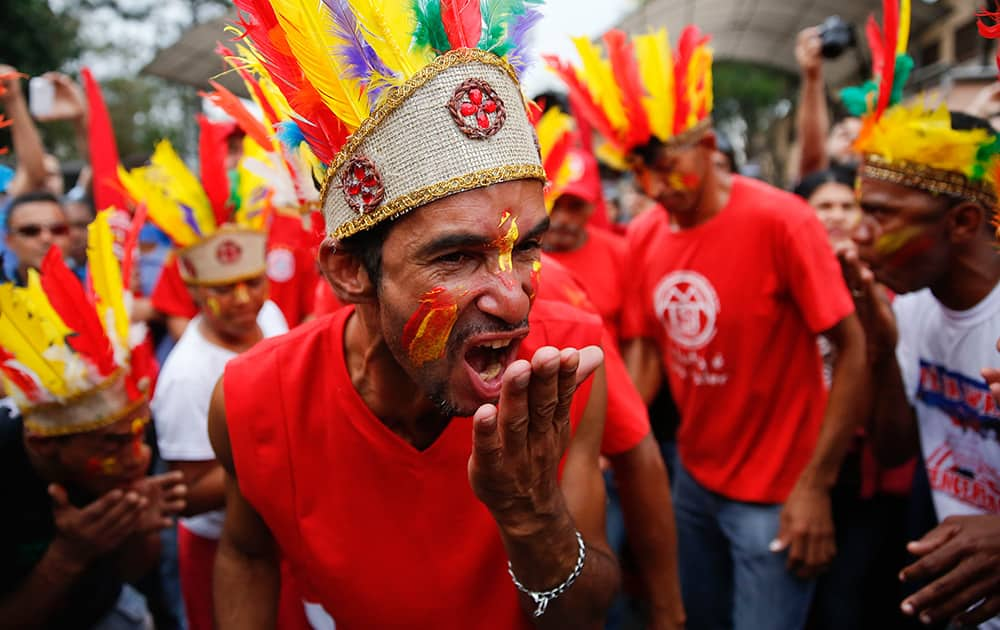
321, 48, 546, 240
178, 225, 268, 286
861, 154, 997, 208
23, 370, 147, 437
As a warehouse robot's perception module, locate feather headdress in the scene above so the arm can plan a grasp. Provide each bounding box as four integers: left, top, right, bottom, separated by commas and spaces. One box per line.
229, 0, 546, 239
118, 134, 268, 286
0, 210, 154, 436
545, 26, 712, 166
849, 0, 999, 210
531, 106, 600, 212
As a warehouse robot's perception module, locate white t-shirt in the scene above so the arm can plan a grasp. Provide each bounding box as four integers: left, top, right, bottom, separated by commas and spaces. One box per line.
895, 283, 1000, 512
151, 300, 288, 539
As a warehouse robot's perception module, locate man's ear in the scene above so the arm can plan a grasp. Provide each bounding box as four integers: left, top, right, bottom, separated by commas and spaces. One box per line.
318, 238, 377, 304
946, 200, 990, 245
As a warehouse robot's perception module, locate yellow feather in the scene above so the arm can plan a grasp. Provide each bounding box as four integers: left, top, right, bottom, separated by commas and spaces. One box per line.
686, 45, 713, 130
87, 210, 129, 354
573, 37, 628, 135
897, 0, 911, 55
0, 282, 70, 398
535, 107, 574, 164
858, 99, 993, 178
233, 138, 273, 231
149, 141, 217, 234
118, 165, 200, 247
270, 0, 371, 128
635, 30, 674, 142
345, 0, 430, 81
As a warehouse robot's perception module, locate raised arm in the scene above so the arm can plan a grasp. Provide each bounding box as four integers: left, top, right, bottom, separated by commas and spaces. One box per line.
0, 67, 47, 196
207, 379, 280, 630
795, 27, 831, 180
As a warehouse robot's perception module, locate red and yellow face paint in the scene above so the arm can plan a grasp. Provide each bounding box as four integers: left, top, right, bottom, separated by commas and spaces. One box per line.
495, 211, 519, 273
529, 260, 542, 300
666, 171, 700, 193
875, 224, 935, 266
402, 287, 459, 367
84, 417, 147, 478
206, 296, 222, 316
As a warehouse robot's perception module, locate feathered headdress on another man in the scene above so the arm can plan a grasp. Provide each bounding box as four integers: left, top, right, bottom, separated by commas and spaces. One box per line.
531, 106, 601, 211
0, 211, 155, 435
226, 0, 547, 240
847, 0, 1000, 210
545, 27, 713, 168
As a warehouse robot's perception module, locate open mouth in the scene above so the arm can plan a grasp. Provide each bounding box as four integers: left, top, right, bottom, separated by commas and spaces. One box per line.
462, 333, 525, 399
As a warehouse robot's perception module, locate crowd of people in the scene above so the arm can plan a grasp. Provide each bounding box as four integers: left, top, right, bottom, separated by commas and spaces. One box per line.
1, 0, 998, 629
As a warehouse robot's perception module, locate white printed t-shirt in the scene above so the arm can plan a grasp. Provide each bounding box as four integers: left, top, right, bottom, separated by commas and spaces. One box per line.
895, 283, 1000, 519
152, 300, 288, 539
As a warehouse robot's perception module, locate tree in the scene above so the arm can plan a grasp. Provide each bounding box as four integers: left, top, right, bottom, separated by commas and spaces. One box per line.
0, 0, 81, 77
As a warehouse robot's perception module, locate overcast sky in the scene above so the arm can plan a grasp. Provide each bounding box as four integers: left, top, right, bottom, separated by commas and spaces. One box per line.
520, 0, 635, 96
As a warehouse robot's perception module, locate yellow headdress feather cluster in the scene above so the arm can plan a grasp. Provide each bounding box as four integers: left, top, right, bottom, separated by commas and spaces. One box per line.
546, 26, 712, 166
849, 0, 999, 208
0, 211, 151, 435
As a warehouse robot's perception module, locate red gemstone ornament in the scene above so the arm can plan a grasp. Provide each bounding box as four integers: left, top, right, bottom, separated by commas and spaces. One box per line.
340, 156, 385, 215
448, 78, 507, 139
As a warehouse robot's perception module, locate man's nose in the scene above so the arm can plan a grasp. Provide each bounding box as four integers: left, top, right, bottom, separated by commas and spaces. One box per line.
852, 214, 876, 246
475, 267, 532, 326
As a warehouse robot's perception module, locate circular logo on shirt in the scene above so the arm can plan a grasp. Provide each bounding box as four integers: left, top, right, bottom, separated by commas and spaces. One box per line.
653, 270, 720, 350
267, 248, 296, 283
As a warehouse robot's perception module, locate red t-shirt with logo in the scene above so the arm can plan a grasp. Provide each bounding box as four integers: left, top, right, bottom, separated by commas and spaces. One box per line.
546, 228, 627, 341
150, 213, 322, 326
621, 176, 854, 503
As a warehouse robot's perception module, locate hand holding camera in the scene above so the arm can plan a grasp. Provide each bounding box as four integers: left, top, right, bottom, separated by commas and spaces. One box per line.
28, 72, 86, 123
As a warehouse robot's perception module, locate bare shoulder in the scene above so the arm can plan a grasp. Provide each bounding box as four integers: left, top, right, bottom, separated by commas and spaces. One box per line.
207, 376, 235, 475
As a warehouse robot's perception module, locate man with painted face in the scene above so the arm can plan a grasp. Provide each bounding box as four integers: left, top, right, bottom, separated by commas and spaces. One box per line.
550, 26, 866, 629
119, 139, 290, 630
207, 4, 619, 629
0, 210, 185, 629
840, 101, 1000, 629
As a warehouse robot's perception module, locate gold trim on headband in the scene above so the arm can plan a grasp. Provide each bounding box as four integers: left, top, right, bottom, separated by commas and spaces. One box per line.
331, 164, 546, 240
862, 154, 997, 207
182, 266, 268, 288
25, 396, 149, 437
661, 118, 712, 149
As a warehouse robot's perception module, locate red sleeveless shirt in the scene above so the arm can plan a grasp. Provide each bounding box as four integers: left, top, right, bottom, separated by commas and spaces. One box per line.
224, 301, 602, 629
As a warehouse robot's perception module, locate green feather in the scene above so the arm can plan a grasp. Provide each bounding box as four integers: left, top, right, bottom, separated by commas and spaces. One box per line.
972, 134, 1000, 182
478, 0, 540, 53
840, 81, 878, 118
889, 54, 915, 108
412, 0, 451, 54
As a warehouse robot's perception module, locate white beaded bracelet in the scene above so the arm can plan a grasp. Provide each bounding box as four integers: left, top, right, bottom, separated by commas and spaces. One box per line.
507, 530, 587, 617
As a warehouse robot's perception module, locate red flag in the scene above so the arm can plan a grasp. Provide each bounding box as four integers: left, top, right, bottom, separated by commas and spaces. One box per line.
82, 68, 129, 212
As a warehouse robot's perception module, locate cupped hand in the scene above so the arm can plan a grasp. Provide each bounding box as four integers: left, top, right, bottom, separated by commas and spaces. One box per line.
130, 470, 188, 532
49, 483, 146, 566
468, 345, 603, 535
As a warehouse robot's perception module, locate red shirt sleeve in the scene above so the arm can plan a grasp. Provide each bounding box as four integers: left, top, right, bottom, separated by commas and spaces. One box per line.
779, 210, 855, 334
600, 327, 651, 456
151, 255, 199, 319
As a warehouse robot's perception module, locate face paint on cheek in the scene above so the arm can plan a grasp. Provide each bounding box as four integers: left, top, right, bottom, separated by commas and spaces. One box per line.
85, 456, 121, 478
529, 260, 542, 299
666, 172, 699, 193
401, 287, 459, 367
874, 224, 928, 258
234, 283, 250, 303
206, 296, 222, 316
495, 211, 519, 273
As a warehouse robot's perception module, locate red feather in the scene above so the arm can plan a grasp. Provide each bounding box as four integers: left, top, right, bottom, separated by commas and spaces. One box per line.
216, 42, 281, 128
866, 15, 884, 79
231, 0, 347, 161
121, 203, 147, 293
442, 0, 482, 50
201, 81, 273, 150
544, 55, 623, 154
876, 0, 899, 120
0, 348, 42, 401
544, 131, 572, 182
979, 10, 1000, 38
39, 247, 117, 376
603, 30, 651, 149
197, 115, 232, 226
673, 26, 707, 135
81, 68, 129, 212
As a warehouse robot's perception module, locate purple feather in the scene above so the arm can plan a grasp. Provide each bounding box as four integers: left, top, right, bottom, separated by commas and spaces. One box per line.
322, 0, 396, 104
507, 6, 542, 77
179, 204, 204, 237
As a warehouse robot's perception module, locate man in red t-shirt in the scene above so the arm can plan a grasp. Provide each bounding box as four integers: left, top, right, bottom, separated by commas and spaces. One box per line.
621, 124, 866, 627
543, 148, 628, 341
